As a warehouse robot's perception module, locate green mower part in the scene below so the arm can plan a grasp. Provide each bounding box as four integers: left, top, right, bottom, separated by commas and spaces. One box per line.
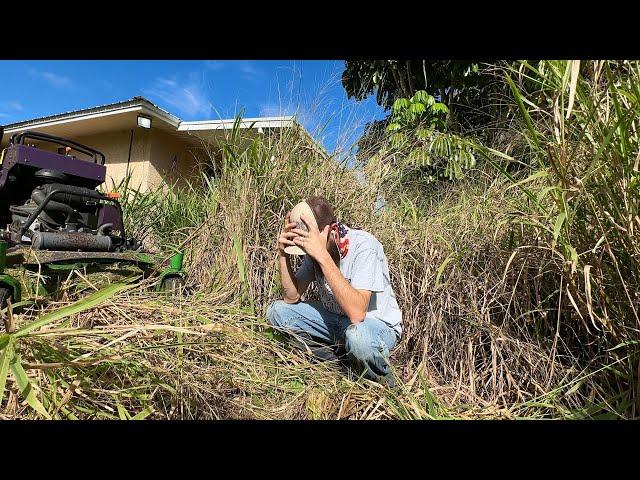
0, 241, 21, 304
156, 251, 188, 292
0, 273, 21, 304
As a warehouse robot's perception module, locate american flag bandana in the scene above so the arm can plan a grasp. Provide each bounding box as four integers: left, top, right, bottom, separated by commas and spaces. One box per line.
332, 222, 350, 259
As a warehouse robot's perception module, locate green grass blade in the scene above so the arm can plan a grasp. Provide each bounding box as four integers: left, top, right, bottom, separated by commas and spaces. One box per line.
14, 277, 139, 338
10, 355, 51, 419
117, 403, 130, 420
0, 336, 14, 405
0, 333, 10, 351
131, 406, 154, 420
553, 211, 567, 241
605, 63, 629, 158
505, 169, 549, 192
477, 146, 548, 214
505, 73, 541, 153
435, 252, 458, 287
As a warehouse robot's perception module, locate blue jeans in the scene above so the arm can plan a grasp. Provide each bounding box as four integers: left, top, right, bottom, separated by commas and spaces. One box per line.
266, 300, 398, 385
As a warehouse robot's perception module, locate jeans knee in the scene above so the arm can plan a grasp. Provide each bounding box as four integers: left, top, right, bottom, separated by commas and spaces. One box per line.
345, 323, 376, 362
345, 322, 393, 380
266, 300, 288, 327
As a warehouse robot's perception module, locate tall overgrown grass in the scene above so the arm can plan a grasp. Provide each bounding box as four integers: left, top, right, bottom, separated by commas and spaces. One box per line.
493, 60, 640, 416
1, 60, 638, 419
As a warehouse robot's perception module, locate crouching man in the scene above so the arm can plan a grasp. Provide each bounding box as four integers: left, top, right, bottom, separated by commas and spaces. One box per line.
266, 196, 402, 387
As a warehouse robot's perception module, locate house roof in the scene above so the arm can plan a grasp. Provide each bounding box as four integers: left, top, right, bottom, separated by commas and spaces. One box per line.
2, 96, 295, 133
1, 96, 327, 158
3, 96, 181, 131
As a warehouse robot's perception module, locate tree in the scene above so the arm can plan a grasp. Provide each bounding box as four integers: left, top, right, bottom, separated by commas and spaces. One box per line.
342, 60, 511, 133
362, 90, 479, 191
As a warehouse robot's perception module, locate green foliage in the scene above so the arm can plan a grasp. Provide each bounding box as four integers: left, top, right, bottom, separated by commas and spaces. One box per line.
368, 90, 479, 187
500, 60, 640, 330
342, 60, 486, 111
388, 90, 447, 131
109, 169, 216, 251
0, 278, 137, 418
353, 60, 640, 418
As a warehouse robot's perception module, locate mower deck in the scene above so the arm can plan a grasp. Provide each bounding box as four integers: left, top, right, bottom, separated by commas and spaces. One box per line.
6, 246, 156, 268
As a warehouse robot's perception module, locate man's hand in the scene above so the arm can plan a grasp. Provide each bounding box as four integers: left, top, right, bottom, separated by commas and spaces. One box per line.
277, 212, 299, 257
292, 213, 331, 263
277, 211, 309, 303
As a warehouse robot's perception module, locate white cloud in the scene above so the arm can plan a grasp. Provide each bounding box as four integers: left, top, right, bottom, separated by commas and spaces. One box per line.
31, 70, 74, 89
143, 74, 212, 118
0, 101, 24, 120
240, 63, 258, 75
0, 101, 23, 111
238, 61, 262, 79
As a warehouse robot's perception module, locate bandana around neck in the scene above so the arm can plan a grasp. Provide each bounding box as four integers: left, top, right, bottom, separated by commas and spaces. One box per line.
331, 222, 350, 259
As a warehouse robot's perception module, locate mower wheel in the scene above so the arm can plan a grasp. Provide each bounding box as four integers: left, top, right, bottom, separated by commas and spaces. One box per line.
161, 276, 184, 295
0, 287, 12, 309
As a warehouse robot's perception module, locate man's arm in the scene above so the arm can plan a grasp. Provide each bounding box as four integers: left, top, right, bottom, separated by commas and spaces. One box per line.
316, 254, 371, 323
278, 253, 311, 304
276, 212, 311, 303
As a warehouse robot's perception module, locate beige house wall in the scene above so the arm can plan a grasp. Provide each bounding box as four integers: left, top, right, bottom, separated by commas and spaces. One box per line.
147, 130, 207, 189
67, 129, 209, 192
73, 129, 207, 192
72, 129, 152, 192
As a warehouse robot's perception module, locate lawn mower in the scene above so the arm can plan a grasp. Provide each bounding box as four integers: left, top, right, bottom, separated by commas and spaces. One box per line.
0, 127, 186, 309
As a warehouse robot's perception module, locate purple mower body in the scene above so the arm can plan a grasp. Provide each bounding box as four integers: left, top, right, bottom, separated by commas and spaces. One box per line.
0, 129, 130, 251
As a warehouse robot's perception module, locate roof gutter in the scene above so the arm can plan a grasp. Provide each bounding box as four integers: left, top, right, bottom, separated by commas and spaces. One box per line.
178, 116, 295, 132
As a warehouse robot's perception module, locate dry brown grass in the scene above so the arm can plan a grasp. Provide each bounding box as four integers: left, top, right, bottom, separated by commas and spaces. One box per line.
5, 62, 639, 420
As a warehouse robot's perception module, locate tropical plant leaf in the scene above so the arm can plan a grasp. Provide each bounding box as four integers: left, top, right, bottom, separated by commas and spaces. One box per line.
10, 355, 51, 419
412, 90, 431, 104
409, 103, 426, 114
392, 98, 409, 112
553, 211, 567, 241
431, 103, 449, 115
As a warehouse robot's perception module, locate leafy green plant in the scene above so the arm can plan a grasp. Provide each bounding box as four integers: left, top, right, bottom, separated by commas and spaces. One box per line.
369, 90, 478, 187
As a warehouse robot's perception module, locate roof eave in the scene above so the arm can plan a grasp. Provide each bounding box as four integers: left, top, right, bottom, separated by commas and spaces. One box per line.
2, 98, 181, 133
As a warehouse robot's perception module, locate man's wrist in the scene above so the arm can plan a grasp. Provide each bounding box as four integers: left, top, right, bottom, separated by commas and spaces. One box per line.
315, 250, 333, 268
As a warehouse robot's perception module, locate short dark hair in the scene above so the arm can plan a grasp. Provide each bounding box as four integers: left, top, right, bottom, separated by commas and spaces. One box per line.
306, 196, 336, 230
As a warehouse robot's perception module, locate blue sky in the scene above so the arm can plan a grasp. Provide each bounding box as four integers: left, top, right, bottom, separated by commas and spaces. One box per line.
0, 60, 386, 156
